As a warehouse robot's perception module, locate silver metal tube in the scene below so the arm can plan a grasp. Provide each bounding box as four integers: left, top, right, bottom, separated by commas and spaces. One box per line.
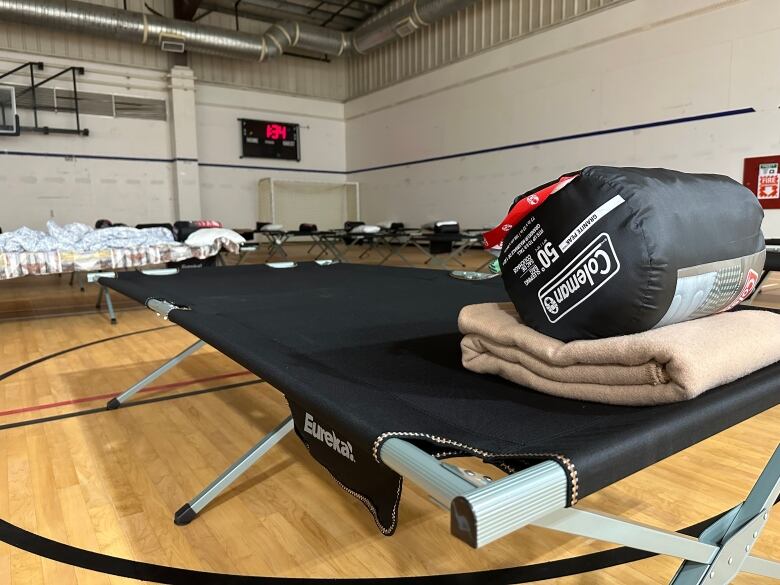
452, 460, 567, 547
537, 507, 717, 564
106, 339, 207, 409
742, 556, 780, 579
380, 438, 568, 548
380, 437, 479, 504
0, 0, 346, 60
352, 0, 475, 54
0, 0, 269, 60
0, 0, 478, 62
291, 22, 350, 56
176, 416, 295, 523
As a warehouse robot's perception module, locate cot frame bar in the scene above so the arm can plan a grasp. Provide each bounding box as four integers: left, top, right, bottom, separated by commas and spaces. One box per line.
380, 439, 780, 584
94, 285, 117, 324
89, 269, 182, 325
105, 297, 779, 584
310, 233, 345, 262
174, 416, 294, 525
105, 339, 206, 409
260, 231, 291, 259
377, 231, 419, 266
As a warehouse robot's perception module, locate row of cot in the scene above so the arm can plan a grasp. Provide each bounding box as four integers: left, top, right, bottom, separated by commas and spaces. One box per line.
249, 220, 494, 270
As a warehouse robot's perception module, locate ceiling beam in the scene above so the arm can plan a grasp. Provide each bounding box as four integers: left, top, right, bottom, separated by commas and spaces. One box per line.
201, 0, 360, 29
242, 0, 362, 23
174, 0, 204, 20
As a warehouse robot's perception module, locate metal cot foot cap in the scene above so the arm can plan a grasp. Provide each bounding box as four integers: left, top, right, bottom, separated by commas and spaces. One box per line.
106, 398, 121, 410
174, 504, 198, 526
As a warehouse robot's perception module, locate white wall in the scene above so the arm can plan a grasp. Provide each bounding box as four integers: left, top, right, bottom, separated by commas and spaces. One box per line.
5, 0, 778, 238
0, 51, 175, 231
196, 84, 346, 229
345, 0, 780, 236
0, 51, 346, 232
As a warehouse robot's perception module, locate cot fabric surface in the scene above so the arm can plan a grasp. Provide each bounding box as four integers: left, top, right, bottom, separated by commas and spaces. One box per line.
102, 263, 780, 533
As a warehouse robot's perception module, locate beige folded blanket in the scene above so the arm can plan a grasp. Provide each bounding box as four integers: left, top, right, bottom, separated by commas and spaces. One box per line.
459, 303, 780, 406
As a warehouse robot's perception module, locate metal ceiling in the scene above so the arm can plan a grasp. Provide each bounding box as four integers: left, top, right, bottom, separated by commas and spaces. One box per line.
200, 0, 394, 32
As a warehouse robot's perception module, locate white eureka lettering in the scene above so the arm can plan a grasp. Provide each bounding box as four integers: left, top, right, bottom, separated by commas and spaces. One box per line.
303, 412, 355, 462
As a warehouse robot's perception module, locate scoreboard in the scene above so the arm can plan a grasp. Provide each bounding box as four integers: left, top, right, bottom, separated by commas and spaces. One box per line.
240, 119, 300, 161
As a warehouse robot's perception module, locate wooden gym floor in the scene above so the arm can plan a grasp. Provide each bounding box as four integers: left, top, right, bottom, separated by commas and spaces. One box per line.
0, 243, 777, 584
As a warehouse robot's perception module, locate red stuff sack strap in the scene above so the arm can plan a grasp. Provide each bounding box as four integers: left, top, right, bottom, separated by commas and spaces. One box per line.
483, 174, 578, 250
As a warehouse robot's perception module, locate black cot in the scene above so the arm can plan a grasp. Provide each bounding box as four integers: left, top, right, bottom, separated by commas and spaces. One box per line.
99, 263, 780, 584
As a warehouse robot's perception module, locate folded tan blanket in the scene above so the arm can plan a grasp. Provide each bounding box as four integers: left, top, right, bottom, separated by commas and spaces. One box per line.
459, 303, 780, 406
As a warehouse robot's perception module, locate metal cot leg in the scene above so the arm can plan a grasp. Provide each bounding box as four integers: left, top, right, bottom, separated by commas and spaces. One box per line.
103, 286, 117, 325
174, 416, 294, 525
670, 444, 780, 584
266, 234, 289, 259
381, 438, 779, 584
378, 235, 414, 266
106, 339, 207, 409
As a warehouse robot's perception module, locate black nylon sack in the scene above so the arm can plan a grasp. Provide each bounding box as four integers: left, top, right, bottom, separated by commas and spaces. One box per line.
495, 166, 765, 341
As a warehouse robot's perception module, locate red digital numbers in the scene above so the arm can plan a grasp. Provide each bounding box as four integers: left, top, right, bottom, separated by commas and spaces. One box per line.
266, 123, 287, 140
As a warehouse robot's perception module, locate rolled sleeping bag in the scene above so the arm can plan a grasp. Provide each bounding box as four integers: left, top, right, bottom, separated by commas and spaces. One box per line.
173, 220, 201, 243
350, 224, 381, 234
343, 220, 365, 244
378, 221, 406, 231
259, 223, 284, 232
299, 223, 318, 233
485, 166, 765, 341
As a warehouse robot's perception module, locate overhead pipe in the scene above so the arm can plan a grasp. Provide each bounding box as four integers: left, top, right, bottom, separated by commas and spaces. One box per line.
0, 0, 477, 62
351, 0, 474, 54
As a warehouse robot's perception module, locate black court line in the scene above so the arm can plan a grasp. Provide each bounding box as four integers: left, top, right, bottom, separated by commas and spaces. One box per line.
0, 288, 775, 582
0, 304, 146, 324
0, 323, 175, 384
0, 379, 262, 432
2, 500, 777, 584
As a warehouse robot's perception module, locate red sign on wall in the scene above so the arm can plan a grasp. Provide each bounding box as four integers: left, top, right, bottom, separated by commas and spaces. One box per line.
744, 155, 780, 209
757, 163, 779, 199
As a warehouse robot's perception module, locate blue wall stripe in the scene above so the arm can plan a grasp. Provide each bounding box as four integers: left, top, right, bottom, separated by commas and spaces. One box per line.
347, 107, 757, 174
197, 161, 344, 174
0, 106, 756, 176
0, 150, 198, 164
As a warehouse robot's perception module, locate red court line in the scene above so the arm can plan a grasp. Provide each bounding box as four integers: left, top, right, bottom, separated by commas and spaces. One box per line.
0, 370, 254, 417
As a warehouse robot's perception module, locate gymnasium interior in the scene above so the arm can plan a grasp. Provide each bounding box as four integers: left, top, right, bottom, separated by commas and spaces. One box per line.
0, 0, 778, 583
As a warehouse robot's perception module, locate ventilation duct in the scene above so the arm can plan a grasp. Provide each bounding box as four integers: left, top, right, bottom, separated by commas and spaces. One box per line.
351, 0, 475, 54
0, 0, 476, 62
